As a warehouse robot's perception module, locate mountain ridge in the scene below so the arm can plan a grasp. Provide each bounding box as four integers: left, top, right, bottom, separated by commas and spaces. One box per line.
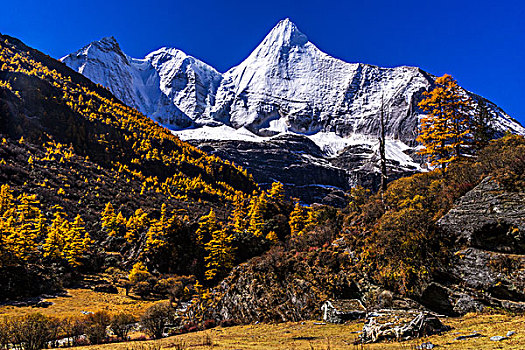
61, 18, 524, 141
60, 19, 525, 202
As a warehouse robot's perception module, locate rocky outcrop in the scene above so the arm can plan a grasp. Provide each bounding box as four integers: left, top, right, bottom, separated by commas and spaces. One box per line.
191, 134, 416, 205
321, 299, 366, 323
438, 176, 525, 252
419, 177, 525, 315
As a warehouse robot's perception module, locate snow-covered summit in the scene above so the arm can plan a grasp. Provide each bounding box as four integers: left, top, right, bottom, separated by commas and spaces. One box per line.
62, 19, 525, 145
61, 37, 223, 128
257, 18, 309, 50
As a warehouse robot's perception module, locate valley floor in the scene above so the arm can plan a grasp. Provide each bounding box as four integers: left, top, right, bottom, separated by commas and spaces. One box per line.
1, 286, 522, 349
0, 286, 163, 318
64, 313, 524, 350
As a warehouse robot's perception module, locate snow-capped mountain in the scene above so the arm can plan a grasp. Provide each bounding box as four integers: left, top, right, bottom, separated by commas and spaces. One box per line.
62, 19, 524, 142
62, 19, 525, 204
61, 36, 222, 128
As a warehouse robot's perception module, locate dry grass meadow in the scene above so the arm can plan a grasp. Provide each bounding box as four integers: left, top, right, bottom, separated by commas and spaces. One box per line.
57, 313, 524, 350
0, 285, 523, 349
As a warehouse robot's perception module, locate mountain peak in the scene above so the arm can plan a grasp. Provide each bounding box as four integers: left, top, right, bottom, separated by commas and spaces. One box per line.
91, 36, 122, 53
262, 18, 308, 48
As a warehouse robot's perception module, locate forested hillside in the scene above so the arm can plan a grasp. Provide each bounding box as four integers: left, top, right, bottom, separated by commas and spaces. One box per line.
0, 34, 272, 299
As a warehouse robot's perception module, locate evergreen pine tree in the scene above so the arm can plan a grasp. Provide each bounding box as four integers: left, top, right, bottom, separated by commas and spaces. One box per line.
470, 99, 495, 152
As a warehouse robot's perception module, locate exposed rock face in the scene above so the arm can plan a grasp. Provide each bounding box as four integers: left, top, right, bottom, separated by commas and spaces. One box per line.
321, 299, 366, 323
438, 177, 525, 253
192, 134, 416, 205
419, 177, 525, 315
62, 20, 525, 202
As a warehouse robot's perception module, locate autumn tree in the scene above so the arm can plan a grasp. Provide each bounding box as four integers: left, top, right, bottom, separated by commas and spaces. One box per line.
144, 204, 169, 254
204, 228, 236, 282
268, 182, 285, 204
125, 208, 148, 243
246, 193, 268, 237
128, 261, 151, 284
417, 74, 472, 169
6, 194, 43, 263
289, 202, 309, 236
43, 212, 68, 262
101, 202, 124, 237
195, 209, 219, 245
64, 215, 92, 267
229, 195, 248, 234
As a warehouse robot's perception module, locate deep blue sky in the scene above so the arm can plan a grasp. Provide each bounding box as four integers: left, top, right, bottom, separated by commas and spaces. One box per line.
3, 0, 524, 124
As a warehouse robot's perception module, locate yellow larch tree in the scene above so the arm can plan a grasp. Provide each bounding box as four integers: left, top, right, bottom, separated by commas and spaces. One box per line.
417, 74, 472, 169
229, 195, 248, 234
195, 209, 219, 245
268, 182, 285, 204
204, 228, 236, 282
101, 202, 119, 236
129, 261, 151, 284
64, 215, 92, 267
289, 202, 309, 236
43, 212, 68, 261
125, 208, 149, 243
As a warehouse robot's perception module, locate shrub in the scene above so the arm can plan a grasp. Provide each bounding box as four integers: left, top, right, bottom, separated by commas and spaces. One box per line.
110, 312, 137, 340
85, 310, 111, 344
202, 319, 216, 329
9, 313, 55, 350
140, 302, 177, 339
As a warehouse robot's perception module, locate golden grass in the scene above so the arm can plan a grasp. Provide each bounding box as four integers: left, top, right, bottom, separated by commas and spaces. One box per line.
0, 287, 165, 319
62, 313, 525, 350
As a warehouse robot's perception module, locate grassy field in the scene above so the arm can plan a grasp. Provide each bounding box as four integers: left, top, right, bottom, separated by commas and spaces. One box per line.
63, 313, 524, 350
1, 285, 522, 349
0, 287, 164, 319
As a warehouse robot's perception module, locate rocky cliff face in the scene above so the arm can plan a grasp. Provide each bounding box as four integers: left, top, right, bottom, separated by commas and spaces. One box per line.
438, 177, 525, 253
192, 134, 416, 206
421, 177, 525, 315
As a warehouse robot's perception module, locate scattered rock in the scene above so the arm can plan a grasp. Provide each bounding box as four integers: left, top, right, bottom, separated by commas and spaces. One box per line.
359, 311, 450, 343
490, 335, 507, 341
417, 342, 435, 349
33, 301, 53, 308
